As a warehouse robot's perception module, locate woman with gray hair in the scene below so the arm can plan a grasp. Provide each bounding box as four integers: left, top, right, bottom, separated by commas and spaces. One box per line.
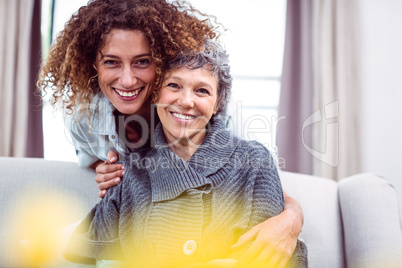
64, 40, 308, 268
42, 0, 304, 264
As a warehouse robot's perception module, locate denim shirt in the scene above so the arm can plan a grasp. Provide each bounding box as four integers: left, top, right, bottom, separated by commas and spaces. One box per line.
64, 93, 127, 167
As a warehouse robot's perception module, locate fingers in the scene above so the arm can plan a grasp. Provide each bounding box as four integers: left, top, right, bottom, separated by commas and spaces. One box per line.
234, 239, 264, 267
252, 247, 274, 267
94, 151, 124, 193
232, 224, 260, 249
95, 165, 124, 184
94, 152, 123, 199
99, 189, 107, 198
277, 257, 290, 268
95, 162, 125, 177
247, 235, 292, 268
233, 214, 298, 268
107, 151, 119, 163
263, 252, 282, 268
98, 177, 121, 191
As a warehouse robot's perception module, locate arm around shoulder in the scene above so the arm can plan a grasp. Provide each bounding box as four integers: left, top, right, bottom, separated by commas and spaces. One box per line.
232, 143, 307, 267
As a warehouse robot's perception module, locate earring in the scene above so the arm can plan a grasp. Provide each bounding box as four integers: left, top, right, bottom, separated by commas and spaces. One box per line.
87, 63, 99, 89
87, 73, 98, 89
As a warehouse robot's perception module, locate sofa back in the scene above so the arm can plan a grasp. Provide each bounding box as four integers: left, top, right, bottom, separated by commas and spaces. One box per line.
2, 157, 401, 268
0, 157, 100, 267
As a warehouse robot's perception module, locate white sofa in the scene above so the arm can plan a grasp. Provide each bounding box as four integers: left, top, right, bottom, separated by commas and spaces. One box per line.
1, 157, 401, 267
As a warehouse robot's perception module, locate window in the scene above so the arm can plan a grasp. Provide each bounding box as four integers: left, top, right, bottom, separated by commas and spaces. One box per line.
41, 0, 92, 162
41, 0, 286, 162
187, 0, 287, 152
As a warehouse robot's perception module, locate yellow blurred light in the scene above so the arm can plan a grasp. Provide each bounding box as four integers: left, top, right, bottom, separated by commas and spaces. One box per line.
5, 189, 85, 267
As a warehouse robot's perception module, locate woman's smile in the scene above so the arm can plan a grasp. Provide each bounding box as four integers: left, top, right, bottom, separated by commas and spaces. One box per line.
170, 111, 197, 122
113, 87, 144, 100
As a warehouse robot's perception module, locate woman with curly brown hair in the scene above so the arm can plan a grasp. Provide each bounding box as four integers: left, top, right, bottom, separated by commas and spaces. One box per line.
38, 0, 304, 266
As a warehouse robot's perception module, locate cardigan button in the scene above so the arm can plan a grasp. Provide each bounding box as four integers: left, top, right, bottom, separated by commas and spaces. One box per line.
183, 240, 197, 256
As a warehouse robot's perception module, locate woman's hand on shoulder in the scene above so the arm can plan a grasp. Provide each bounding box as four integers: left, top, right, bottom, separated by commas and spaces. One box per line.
231, 191, 303, 268
91, 151, 125, 198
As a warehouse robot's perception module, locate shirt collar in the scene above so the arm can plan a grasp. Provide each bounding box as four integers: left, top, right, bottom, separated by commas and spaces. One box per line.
148, 116, 239, 202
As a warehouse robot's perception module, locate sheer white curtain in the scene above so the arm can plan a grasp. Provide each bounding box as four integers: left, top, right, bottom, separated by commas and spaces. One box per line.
312, 0, 361, 179
0, 0, 43, 157
278, 0, 361, 180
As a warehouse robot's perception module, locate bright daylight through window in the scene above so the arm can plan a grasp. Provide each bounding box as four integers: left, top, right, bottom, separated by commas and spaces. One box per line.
41, 0, 286, 162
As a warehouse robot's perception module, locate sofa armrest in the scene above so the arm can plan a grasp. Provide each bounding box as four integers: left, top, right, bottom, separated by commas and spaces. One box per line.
339, 173, 402, 268
280, 171, 345, 268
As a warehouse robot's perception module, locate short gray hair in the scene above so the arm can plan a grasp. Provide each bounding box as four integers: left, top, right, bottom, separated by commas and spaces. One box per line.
164, 40, 232, 115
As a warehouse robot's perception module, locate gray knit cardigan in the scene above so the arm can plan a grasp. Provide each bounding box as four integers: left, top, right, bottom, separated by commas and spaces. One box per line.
65, 117, 308, 267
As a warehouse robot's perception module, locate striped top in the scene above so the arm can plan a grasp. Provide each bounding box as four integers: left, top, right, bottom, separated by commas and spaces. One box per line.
64, 117, 308, 267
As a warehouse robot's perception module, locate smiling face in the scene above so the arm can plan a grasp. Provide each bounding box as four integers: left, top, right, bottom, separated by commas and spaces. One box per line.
157, 67, 219, 146
95, 29, 156, 115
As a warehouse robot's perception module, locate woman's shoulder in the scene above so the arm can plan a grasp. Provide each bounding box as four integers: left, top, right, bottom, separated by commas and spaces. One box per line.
64, 93, 111, 130
236, 139, 273, 157
228, 139, 278, 174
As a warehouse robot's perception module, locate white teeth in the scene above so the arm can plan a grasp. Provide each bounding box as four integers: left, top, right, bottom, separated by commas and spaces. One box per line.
172, 112, 195, 120
115, 89, 140, 97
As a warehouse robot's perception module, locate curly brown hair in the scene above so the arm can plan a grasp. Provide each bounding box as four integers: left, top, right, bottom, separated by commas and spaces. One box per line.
37, 0, 218, 115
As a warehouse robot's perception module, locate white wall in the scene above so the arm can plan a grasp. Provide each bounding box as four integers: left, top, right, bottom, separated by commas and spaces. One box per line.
359, 0, 402, 208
